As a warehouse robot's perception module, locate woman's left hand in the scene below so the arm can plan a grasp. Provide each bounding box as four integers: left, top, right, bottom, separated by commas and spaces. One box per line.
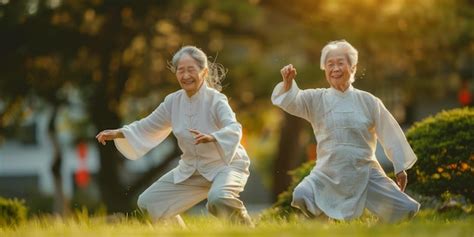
189, 129, 216, 144
396, 170, 408, 192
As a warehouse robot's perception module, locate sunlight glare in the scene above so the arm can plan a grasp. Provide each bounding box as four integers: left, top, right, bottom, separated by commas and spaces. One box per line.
27, 0, 39, 15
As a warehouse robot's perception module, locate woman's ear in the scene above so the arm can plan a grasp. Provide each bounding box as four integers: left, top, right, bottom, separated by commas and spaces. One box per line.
201, 67, 209, 78
351, 64, 357, 74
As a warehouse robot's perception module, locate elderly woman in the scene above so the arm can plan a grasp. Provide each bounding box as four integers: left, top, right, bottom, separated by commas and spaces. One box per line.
96, 46, 252, 226
271, 40, 420, 222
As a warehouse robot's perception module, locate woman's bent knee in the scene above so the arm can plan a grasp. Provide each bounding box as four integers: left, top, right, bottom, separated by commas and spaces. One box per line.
405, 201, 420, 217
292, 184, 309, 204
207, 191, 231, 210
137, 192, 148, 210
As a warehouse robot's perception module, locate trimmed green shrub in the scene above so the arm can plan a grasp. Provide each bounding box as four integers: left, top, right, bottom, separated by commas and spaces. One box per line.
261, 161, 314, 219
0, 197, 28, 227
406, 107, 474, 202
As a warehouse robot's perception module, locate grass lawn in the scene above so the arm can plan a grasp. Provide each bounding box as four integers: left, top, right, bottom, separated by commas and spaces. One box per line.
1, 210, 473, 237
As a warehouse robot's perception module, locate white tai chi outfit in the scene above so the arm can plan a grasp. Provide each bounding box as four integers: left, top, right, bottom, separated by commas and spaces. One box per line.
272, 80, 420, 222
113, 83, 251, 223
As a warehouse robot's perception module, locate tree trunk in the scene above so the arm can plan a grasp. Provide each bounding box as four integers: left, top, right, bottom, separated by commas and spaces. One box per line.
90, 98, 131, 212
96, 142, 131, 212
48, 104, 70, 216
272, 113, 305, 201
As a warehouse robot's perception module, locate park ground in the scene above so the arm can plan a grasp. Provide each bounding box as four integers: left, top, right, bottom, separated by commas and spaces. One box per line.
1, 209, 473, 237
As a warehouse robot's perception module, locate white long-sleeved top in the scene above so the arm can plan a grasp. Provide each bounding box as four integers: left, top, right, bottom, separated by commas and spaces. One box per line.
114, 83, 250, 184
272, 80, 417, 220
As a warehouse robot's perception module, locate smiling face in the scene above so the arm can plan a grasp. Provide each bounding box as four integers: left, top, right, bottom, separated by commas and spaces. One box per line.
175, 54, 208, 97
324, 48, 355, 91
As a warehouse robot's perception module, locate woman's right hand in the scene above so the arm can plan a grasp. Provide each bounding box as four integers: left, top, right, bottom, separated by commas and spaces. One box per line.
280, 64, 297, 92
95, 129, 124, 145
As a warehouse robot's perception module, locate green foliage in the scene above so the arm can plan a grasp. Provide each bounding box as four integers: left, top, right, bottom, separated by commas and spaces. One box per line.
261, 160, 314, 219
0, 197, 28, 227
406, 107, 474, 202
1, 0, 473, 213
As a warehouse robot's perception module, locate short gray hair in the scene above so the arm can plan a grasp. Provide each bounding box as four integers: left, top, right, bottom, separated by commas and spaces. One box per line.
168, 46, 226, 91
320, 40, 358, 82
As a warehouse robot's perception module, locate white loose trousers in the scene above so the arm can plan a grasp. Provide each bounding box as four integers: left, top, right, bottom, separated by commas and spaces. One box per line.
292, 166, 420, 222
137, 166, 251, 223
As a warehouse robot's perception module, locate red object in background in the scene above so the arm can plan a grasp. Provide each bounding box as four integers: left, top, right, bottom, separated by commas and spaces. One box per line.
75, 142, 90, 188
458, 89, 472, 106
77, 142, 87, 160
458, 81, 472, 106
75, 169, 90, 188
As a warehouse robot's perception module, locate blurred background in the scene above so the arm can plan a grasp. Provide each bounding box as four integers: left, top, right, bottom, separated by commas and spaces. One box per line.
0, 0, 472, 217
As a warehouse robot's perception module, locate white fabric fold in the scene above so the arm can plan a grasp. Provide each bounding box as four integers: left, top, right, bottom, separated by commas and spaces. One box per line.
374, 98, 417, 174
210, 95, 242, 165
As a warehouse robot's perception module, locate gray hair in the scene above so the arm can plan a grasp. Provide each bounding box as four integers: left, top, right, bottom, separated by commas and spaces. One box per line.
320, 40, 358, 83
168, 46, 226, 91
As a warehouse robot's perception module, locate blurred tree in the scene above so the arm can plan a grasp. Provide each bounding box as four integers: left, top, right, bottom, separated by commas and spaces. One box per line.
261, 0, 474, 200
0, 0, 472, 209
0, 0, 266, 212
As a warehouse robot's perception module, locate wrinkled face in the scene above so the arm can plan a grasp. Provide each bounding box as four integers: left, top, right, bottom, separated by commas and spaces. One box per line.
175, 54, 207, 96
324, 48, 355, 89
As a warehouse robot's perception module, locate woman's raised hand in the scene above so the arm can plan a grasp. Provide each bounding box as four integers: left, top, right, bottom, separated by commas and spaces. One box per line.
280, 64, 297, 92
95, 129, 123, 145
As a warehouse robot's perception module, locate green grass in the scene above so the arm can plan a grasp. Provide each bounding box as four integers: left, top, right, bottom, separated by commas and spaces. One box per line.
1, 210, 473, 237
